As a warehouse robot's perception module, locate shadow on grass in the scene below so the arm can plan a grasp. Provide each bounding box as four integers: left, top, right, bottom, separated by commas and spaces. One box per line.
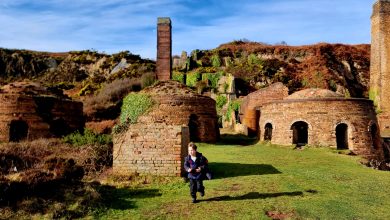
216, 134, 258, 146
97, 184, 162, 210
208, 162, 281, 179
201, 190, 317, 202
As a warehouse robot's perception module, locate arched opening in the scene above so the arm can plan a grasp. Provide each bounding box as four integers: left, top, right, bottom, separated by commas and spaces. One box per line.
370, 123, 380, 150
291, 121, 308, 146
188, 114, 200, 142
336, 123, 349, 150
50, 118, 70, 137
264, 123, 273, 141
9, 120, 28, 142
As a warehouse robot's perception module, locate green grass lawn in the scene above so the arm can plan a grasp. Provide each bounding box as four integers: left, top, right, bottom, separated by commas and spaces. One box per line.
94, 138, 390, 219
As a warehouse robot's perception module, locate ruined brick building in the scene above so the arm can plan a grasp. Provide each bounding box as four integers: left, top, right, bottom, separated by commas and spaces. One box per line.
238, 1, 389, 160
113, 18, 219, 176
113, 80, 219, 176
0, 81, 84, 142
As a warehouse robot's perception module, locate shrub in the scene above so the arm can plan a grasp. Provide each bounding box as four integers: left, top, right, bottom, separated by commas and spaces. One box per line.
216, 95, 227, 111
141, 72, 157, 88
225, 99, 241, 122
203, 72, 222, 89
119, 93, 154, 124
63, 129, 112, 146
211, 54, 221, 67
172, 71, 185, 83
186, 71, 201, 87
84, 78, 142, 117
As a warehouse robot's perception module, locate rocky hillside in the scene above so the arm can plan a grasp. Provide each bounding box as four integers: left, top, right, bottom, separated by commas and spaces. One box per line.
173, 41, 370, 97
0, 49, 155, 92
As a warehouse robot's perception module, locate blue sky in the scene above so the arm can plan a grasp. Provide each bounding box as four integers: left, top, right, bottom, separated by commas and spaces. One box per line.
0, 0, 373, 59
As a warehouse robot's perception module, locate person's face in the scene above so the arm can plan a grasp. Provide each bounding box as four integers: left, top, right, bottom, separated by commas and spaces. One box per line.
189, 147, 197, 156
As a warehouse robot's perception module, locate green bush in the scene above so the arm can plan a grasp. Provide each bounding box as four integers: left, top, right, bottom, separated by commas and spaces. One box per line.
172, 71, 185, 83
216, 95, 227, 111
211, 54, 221, 67
63, 129, 112, 146
119, 93, 154, 124
186, 72, 201, 87
202, 72, 222, 89
225, 99, 241, 122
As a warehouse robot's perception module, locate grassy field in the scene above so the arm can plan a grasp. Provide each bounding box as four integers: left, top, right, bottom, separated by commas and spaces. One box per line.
94, 136, 390, 219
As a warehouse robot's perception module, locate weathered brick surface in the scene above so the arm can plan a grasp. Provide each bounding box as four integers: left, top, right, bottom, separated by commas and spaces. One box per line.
240, 83, 288, 135
113, 123, 189, 176
259, 96, 383, 160
156, 17, 172, 81
371, 1, 390, 136
142, 81, 220, 143
0, 82, 84, 142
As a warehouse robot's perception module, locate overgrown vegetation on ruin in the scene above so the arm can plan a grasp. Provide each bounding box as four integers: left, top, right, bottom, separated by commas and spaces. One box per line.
113, 93, 154, 134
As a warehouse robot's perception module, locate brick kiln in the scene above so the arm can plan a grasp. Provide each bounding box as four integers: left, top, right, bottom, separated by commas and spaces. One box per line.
258, 88, 383, 160
0, 81, 84, 142
113, 80, 220, 176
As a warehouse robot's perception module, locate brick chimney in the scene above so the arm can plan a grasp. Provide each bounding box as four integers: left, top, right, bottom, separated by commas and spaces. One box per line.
156, 17, 172, 81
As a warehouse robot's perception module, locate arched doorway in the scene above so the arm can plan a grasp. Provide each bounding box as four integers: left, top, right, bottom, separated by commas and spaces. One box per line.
291, 121, 308, 146
336, 123, 348, 150
188, 114, 200, 142
50, 118, 70, 137
264, 123, 273, 141
9, 120, 28, 142
370, 123, 380, 150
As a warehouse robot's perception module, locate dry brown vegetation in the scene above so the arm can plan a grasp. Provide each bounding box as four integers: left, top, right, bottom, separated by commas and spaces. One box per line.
0, 138, 113, 219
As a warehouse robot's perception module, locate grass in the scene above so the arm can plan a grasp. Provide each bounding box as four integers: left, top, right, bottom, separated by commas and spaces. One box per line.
89, 135, 390, 219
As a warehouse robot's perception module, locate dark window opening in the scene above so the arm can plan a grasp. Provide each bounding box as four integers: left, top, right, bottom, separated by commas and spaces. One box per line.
336, 123, 348, 150
291, 121, 308, 146
188, 114, 200, 142
264, 123, 273, 141
9, 120, 28, 142
50, 118, 70, 137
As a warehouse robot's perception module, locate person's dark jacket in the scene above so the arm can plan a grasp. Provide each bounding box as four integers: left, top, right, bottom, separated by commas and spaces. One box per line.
184, 152, 208, 180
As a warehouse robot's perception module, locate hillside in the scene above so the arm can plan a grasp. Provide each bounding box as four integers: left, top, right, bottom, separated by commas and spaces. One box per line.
174, 41, 370, 97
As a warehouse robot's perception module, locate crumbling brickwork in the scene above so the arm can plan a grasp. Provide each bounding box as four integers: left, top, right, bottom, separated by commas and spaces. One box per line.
0, 82, 84, 142
371, 0, 390, 137
240, 83, 288, 136
259, 89, 383, 160
113, 122, 189, 176
156, 17, 172, 81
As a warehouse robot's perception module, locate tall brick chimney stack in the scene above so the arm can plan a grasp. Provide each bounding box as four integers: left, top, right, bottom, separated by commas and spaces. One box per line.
371, 0, 390, 137
156, 17, 172, 81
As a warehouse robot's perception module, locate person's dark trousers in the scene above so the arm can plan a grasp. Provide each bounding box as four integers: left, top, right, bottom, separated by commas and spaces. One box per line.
189, 178, 204, 199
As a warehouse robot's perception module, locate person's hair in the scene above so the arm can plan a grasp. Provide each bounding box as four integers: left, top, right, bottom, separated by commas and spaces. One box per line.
188, 142, 197, 150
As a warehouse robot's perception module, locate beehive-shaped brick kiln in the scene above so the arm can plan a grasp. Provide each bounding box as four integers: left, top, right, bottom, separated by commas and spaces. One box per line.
0, 81, 84, 142
113, 80, 220, 176
258, 88, 384, 160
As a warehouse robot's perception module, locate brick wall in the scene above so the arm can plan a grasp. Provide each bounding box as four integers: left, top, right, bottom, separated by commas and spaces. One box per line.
156, 17, 172, 81
371, 1, 390, 136
113, 121, 189, 176
240, 83, 288, 135
259, 98, 383, 160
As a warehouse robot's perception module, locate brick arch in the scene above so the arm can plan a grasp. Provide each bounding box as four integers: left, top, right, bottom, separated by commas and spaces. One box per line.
333, 121, 354, 150
290, 120, 310, 146
289, 119, 312, 130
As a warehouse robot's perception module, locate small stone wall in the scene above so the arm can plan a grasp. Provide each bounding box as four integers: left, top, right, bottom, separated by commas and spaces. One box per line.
240, 83, 288, 135
259, 98, 384, 159
113, 121, 189, 176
